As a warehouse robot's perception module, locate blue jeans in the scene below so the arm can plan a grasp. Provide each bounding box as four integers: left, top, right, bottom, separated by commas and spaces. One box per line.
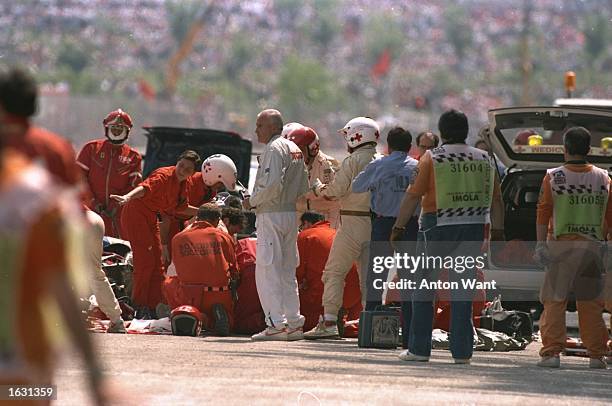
409, 213, 484, 359
365, 215, 418, 349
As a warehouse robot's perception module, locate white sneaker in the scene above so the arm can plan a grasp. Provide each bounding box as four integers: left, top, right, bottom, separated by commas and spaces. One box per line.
398, 350, 429, 362
589, 357, 607, 369
453, 358, 471, 365
285, 327, 304, 341
537, 355, 560, 368
251, 327, 288, 341
303, 317, 339, 340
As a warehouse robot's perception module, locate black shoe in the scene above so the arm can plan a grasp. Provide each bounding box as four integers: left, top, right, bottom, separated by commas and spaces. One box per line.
336, 307, 345, 338
212, 304, 230, 336
135, 306, 155, 320
133, 306, 145, 320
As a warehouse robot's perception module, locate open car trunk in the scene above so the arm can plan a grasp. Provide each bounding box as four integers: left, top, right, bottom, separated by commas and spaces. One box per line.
141, 126, 252, 188
480, 106, 612, 305
500, 170, 544, 242
501, 170, 546, 241
486, 169, 544, 290
486, 168, 544, 294
484, 106, 612, 172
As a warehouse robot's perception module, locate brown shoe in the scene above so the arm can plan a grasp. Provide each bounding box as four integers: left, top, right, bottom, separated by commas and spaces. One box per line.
107, 319, 127, 334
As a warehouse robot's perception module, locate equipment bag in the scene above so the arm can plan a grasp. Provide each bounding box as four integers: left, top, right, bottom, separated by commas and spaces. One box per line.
478, 296, 533, 339
358, 306, 400, 349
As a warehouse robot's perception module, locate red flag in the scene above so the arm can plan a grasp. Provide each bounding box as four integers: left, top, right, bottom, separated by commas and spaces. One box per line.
138, 79, 156, 101
370, 49, 391, 79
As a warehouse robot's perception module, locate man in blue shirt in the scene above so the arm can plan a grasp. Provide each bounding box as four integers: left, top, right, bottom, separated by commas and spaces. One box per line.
352, 127, 419, 347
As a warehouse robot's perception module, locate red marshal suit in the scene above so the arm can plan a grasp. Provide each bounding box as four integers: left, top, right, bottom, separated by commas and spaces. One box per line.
163, 221, 238, 330
296, 221, 363, 331
233, 237, 267, 334
121, 166, 189, 309
165, 172, 216, 259
186, 172, 216, 208
77, 139, 142, 238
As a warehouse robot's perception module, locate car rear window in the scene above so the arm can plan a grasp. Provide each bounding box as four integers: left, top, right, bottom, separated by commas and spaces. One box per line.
494, 110, 612, 163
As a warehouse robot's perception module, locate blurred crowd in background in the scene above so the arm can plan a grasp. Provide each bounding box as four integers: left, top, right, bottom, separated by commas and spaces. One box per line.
1, 0, 610, 152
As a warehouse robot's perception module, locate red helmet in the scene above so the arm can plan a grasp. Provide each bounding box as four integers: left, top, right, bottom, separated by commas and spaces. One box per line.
103, 109, 133, 144
513, 129, 538, 146
170, 305, 203, 337
284, 126, 320, 158
103, 109, 133, 128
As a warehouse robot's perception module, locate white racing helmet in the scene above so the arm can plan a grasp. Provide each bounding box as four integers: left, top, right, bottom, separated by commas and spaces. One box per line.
339, 117, 380, 148
201, 154, 237, 191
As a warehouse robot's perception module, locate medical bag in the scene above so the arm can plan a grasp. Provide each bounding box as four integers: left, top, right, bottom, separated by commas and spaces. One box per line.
358, 306, 401, 349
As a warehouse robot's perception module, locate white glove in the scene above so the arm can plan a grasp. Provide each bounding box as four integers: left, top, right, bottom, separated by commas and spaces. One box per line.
311, 178, 324, 196
166, 262, 177, 277
533, 241, 551, 267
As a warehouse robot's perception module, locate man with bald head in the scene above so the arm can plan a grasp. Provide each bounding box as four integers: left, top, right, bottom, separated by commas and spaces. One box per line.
243, 109, 310, 341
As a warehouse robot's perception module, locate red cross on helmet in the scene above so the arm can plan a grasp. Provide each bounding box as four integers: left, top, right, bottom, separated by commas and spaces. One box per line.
284, 126, 320, 158
339, 116, 380, 148
103, 108, 133, 144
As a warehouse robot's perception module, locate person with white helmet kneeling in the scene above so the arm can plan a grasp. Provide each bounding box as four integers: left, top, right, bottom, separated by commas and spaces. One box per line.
201, 153, 240, 193
304, 116, 379, 339
161, 153, 239, 262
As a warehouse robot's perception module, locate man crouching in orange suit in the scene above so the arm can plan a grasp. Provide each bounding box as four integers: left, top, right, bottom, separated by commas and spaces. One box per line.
297, 211, 362, 334
163, 203, 239, 336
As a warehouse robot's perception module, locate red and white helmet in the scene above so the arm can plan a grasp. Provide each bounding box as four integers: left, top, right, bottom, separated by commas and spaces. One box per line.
201, 154, 237, 191
339, 117, 380, 148
514, 129, 538, 146
103, 108, 133, 144
284, 126, 320, 158
170, 305, 203, 337
281, 122, 304, 138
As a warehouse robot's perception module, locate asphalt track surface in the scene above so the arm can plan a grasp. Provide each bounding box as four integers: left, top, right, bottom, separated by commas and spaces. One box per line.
53, 334, 612, 405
